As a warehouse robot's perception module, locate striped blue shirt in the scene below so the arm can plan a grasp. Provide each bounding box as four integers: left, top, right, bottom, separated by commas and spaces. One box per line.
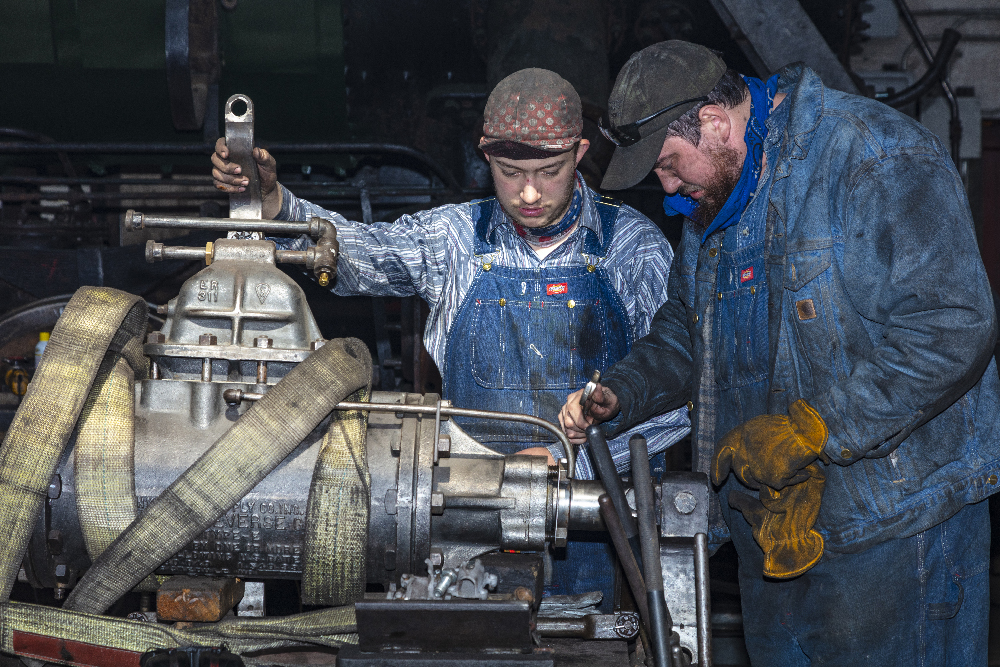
273, 175, 690, 478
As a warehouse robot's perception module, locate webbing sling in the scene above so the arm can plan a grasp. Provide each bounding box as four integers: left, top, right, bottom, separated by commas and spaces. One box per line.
64, 336, 373, 615
0, 287, 368, 659
74, 354, 159, 592
301, 388, 371, 606
0, 287, 148, 603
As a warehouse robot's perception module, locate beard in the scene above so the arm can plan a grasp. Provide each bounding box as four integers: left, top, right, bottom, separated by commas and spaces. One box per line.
690, 143, 743, 231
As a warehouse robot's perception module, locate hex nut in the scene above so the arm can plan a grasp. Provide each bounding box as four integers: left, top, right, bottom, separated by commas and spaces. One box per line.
431, 492, 445, 515
254, 336, 273, 349
310, 339, 327, 351
146, 331, 166, 344
198, 333, 218, 346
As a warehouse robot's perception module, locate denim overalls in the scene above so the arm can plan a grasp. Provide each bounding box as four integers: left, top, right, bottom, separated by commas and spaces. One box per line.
443, 196, 629, 607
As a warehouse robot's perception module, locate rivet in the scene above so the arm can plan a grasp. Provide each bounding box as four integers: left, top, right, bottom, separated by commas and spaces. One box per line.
686, 401, 694, 412
692, 314, 699, 323
483, 263, 492, 271
587, 264, 596, 272
989, 474, 998, 485
717, 292, 722, 300
567, 300, 576, 309
708, 248, 718, 257
751, 285, 756, 295
841, 448, 852, 459
499, 298, 506, 307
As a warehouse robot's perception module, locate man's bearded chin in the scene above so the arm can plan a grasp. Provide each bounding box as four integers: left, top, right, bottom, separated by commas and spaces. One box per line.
691, 143, 743, 231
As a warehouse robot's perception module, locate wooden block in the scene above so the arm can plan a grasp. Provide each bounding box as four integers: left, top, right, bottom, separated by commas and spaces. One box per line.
156, 576, 246, 622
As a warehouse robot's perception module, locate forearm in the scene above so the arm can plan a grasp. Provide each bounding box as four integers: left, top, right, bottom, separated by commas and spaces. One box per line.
602, 297, 694, 435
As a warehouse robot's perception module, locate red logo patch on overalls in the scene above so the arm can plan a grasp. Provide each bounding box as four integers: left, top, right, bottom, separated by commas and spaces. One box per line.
547, 283, 568, 295
740, 267, 754, 283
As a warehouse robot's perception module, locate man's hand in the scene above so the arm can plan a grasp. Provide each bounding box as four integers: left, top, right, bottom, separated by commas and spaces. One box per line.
559, 384, 621, 445
518, 447, 556, 465
211, 137, 282, 219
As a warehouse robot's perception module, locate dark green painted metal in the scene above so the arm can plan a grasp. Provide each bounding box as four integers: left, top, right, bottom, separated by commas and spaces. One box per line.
0, 0, 345, 145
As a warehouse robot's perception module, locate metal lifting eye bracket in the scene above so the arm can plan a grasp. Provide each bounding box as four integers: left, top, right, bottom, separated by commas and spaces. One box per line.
224, 94, 261, 221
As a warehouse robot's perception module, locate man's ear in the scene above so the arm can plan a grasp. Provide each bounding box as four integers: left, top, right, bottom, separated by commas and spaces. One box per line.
574, 139, 591, 166
698, 105, 733, 145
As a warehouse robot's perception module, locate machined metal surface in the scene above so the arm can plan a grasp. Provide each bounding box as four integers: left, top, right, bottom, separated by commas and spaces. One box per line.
536, 613, 640, 640
224, 94, 262, 220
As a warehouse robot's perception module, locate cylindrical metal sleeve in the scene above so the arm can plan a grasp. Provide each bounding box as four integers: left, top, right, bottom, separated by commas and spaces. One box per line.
567, 480, 606, 531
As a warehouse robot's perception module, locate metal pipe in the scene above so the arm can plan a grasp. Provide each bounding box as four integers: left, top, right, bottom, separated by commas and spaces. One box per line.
0, 140, 464, 195
586, 425, 642, 565
630, 434, 671, 667
893, 0, 962, 162
694, 533, 712, 667
599, 494, 650, 627
126, 211, 315, 235
220, 391, 575, 478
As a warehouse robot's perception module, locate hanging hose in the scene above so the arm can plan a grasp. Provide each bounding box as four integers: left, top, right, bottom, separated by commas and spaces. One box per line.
880, 28, 962, 110
65, 336, 373, 614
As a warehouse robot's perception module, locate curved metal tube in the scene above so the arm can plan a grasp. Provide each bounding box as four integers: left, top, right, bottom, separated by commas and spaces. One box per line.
880, 28, 961, 109
335, 401, 575, 479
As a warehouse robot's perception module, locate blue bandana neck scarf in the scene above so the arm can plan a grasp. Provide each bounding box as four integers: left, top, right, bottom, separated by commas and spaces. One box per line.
662, 74, 780, 244
512, 177, 583, 249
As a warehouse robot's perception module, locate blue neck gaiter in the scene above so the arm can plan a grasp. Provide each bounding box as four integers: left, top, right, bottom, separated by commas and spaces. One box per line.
662, 74, 779, 244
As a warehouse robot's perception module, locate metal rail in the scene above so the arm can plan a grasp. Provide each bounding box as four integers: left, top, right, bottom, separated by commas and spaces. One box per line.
0, 140, 464, 195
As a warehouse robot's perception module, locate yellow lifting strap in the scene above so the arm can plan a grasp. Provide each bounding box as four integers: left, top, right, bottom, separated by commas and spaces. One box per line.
301, 388, 371, 606
0, 286, 370, 659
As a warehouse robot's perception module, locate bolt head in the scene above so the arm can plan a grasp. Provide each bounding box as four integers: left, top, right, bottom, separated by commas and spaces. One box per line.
146, 331, 165, 344
673, 490, 697, 515
429, 549, 444, 567
254, 336, 273, 348
199, 333, 218, 346
310, 339, 327, 351
431, 492, 445, 515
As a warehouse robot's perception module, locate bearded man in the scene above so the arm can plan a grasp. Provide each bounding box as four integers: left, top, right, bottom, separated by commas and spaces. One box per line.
213, 68, 690, 606
560, 40, 1000, 664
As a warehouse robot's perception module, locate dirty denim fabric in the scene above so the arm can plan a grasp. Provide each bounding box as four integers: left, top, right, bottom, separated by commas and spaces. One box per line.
734, 498, 989, 666
601, 63, 1000, 556
271, 175, 691, 474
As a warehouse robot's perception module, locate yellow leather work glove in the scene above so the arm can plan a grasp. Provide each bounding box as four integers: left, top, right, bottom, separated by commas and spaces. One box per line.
712, 399, 830, 491
728, 463, 826, 578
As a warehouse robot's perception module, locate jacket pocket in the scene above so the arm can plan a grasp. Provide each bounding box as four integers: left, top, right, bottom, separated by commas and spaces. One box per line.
470, 298, 610, 390
783, 249, 837, 395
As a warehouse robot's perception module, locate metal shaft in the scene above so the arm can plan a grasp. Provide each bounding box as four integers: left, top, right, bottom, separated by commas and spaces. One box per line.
599, 494, 649, 626
586, 425, 643, 566
127, 211, 313, 235
630, 434, 671, 667
694, 533, 712, 667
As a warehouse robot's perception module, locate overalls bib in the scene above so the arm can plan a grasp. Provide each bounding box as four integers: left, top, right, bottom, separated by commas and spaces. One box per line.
442, 196, 628, 608
443, 196, 630, 451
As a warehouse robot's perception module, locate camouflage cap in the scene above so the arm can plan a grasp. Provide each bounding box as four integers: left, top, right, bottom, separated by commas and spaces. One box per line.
480, 68, 583, 160
601, 41, 727, 190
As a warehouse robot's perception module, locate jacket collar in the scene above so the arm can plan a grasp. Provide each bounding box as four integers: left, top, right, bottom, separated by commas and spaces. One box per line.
773, 63, 825, 162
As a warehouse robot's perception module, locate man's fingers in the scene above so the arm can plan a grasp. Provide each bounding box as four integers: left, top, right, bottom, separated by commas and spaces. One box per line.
214, 137, 228, 159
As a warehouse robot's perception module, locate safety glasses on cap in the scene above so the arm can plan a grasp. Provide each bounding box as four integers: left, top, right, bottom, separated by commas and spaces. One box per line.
598, 96, 709, 147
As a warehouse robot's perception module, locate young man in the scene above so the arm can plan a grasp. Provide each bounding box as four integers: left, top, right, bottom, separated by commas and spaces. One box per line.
213, 68, 690, 603
561, 40, 1000, 664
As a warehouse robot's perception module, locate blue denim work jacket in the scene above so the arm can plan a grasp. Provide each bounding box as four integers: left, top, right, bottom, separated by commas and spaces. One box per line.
603, 64, 1000, 552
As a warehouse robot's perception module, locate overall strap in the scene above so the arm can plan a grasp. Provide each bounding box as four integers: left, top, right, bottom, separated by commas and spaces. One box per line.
471, 197, 498, 255
583, 194, 623, 258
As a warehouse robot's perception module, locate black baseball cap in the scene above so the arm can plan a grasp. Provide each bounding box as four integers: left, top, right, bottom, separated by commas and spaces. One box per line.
601, 41, 727, 190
